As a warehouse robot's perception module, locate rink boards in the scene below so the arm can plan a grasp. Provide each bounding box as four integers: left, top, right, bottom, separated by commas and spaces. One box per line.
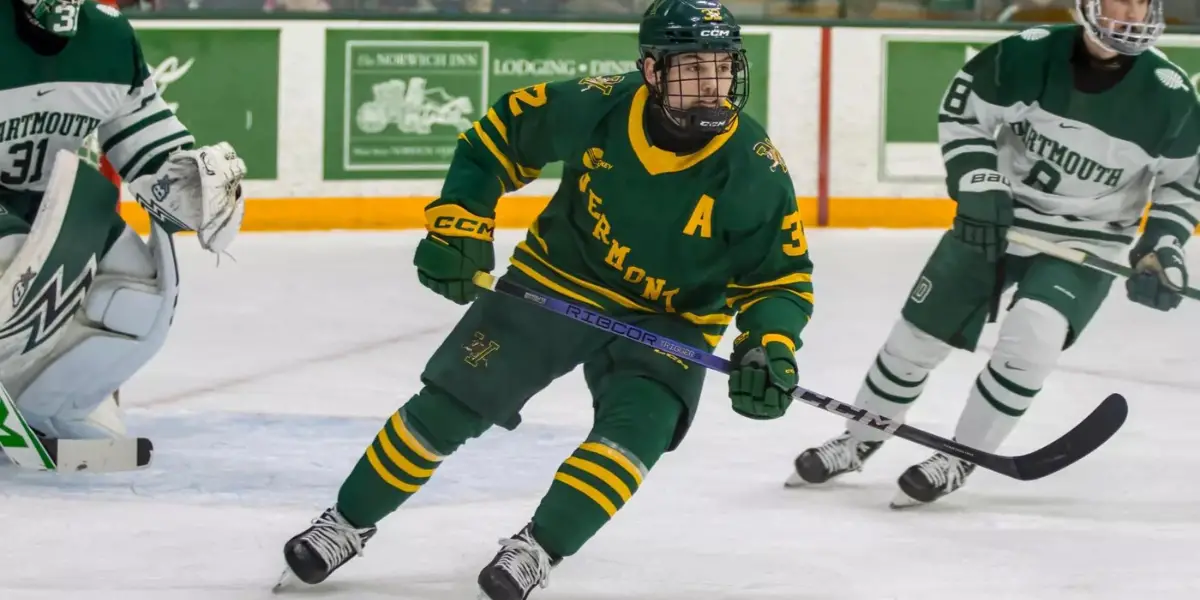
112, 18, 1200, 231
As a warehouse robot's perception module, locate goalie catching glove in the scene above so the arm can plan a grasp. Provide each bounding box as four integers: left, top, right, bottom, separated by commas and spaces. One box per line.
414, 204, 495, 304
728, 331, 798, 420
127, 142, 247, 253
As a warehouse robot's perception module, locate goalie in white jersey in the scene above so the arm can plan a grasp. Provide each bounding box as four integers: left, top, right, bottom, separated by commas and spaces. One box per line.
0, 0, 245, 458
786, 0, 1200, 507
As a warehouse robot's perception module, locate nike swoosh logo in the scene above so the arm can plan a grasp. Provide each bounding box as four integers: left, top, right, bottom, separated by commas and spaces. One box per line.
36, 89, 52, 97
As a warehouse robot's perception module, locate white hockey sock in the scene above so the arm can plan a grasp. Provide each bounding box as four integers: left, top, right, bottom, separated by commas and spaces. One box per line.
848, 319, 952, 442
954, 299, 1067, 453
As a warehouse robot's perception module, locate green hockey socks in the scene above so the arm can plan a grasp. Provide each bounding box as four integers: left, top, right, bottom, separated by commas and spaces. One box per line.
530, 384, 680, 559
336, 387, 489, 528
530, 438, 649, 559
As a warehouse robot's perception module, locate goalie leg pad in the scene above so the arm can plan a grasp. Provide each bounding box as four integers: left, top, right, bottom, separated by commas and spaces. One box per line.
847, 318, 954, 442
15, 225, 178, 440
954, 298, 1067, 453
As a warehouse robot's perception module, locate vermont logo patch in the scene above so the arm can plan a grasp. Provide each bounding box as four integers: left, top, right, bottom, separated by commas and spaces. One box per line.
753, 139, 788, 173
579, 75, 625, 96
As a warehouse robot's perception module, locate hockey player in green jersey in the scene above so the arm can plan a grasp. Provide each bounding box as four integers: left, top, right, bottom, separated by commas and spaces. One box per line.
278, 1, 812, 597
787, 0, 1200, 508
0, 0, 246, 453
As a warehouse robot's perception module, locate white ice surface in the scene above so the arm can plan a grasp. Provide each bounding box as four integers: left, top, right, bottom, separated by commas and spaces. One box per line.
3, 229, 1200, 599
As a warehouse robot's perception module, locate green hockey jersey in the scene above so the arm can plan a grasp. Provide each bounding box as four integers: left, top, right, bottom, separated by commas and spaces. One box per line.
0, 1, 194, 196
428, 73, 813, 350
938, 25, 1200, 259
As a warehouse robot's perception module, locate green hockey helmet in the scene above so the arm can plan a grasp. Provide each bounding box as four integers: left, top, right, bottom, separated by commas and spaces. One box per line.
1073, 0, 1164, 55
637, 0, 749, 135
20, 0, 87, 37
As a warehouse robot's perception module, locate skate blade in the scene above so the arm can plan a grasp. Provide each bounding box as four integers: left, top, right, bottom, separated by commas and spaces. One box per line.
888, 489, 928, 510
782, 470, 809, 488
272, 567, 299, 594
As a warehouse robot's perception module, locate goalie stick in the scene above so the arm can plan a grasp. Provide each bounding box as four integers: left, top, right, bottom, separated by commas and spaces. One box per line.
1008, 230, 1200, 301
472, 271, 1127, 482
0, 383, 152, 472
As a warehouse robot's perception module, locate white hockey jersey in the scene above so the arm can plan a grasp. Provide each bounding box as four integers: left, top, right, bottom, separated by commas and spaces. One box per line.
938, 25, 1200, 260
0, 1, 194, 195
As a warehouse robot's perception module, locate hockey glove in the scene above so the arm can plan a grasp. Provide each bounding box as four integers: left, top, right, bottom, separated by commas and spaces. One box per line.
413, 204, 495, 305
728, 332, 797, 420
1126, 229, 1187, 312
951, 169, 1014, 262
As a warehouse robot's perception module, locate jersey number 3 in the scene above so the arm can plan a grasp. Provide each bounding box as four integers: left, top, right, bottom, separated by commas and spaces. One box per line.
782, 210, 808, 257
0, 140, 50, 186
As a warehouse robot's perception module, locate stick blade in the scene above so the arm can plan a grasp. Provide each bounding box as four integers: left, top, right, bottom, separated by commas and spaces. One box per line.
1010, 393, 1128, 481
42, 436, 154, 472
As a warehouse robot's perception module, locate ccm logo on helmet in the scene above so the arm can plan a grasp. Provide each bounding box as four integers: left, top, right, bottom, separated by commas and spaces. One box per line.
700, 29, 731, 37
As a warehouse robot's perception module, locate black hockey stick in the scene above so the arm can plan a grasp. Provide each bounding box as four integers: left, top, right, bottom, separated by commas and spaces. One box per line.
472, 271, 1127, 481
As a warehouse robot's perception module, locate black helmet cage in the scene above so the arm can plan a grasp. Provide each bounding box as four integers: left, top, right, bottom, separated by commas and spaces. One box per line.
638, 44, 750, 135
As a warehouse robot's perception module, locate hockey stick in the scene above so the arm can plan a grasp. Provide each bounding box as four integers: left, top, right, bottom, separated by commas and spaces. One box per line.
472, 271, 1127, 481
1007, 230, 1200, 301
0, 382, 152, 473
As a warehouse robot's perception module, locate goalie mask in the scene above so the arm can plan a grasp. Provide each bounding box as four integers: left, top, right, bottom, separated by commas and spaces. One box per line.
1074, 0, 1165, 56
20, 0, 86, 38
637, 0, 750, 136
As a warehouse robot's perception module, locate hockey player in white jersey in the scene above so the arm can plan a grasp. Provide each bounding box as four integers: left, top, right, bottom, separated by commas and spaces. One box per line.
786, 0, 1200, 507
0, 0, 246, 460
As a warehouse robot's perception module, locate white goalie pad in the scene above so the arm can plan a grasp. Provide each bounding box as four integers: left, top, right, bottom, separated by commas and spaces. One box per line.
0, 151, 180, 441
14, 224, 178, 440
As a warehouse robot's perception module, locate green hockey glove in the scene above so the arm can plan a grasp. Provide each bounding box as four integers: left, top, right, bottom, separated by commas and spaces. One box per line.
951, 169, 1014, 262
728, 332, 798, 420
413, 204, 495, 305
1126, 232, 1187, 312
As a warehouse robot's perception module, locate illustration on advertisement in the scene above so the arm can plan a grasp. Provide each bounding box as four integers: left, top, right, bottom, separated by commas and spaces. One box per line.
343, 41, 489, 173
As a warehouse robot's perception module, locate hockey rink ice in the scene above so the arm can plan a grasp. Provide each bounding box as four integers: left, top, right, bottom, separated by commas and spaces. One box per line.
2, 229, 1198, 599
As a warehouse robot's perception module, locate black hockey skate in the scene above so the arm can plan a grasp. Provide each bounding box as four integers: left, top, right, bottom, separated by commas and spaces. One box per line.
477, 523, 561, 600
785, 431, 884, 486
275, 505, 377, 589
891, 452, 976, 508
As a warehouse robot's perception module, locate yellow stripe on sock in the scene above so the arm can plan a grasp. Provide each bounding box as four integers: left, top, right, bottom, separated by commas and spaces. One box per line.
376, 428, 435, 479
389, 412, 443, 463
578, 442, 644, 486
564, 457, 632, 502
554, 472, 617, 517
366, 446, 421, 493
